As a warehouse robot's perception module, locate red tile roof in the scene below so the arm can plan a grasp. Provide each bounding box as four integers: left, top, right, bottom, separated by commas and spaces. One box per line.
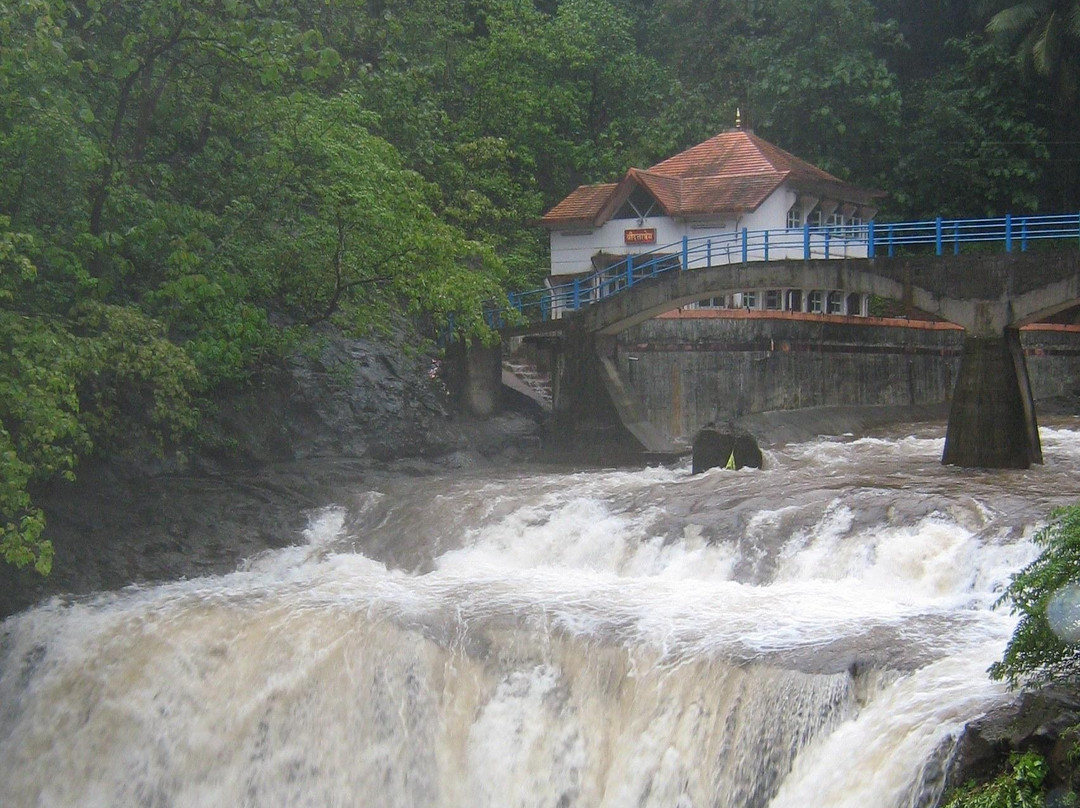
540, 129, 883, 227
539, 183, 619, 226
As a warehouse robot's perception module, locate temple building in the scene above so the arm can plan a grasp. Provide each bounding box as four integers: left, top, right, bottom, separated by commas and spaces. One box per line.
538, 125, 884, 316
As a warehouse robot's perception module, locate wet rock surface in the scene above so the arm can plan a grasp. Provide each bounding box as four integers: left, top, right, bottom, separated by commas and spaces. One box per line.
0, 332, 544, 619
944, 687, 1080, 797
692, 427, 764, 473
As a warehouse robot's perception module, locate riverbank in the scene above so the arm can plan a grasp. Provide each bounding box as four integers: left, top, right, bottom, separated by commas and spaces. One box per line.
6, 387, 1078, 621
0, 331, 545, 619
5, 417, 1080, 806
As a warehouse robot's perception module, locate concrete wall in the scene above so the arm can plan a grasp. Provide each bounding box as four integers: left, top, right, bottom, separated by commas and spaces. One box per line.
546, 325, 658, 459
442, 340, 503, 418
1024, 327, 1080, 402
613, 317, 1080, 443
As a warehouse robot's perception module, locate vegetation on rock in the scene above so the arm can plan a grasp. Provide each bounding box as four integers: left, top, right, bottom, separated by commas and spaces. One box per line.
943, 750, 1053, 808
992, 504, 1080, 689
944, 504, 1080, 807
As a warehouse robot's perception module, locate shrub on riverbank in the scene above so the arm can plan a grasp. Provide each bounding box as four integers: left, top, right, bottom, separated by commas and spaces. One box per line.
992, 505, 1080, 689
944, 504, 1080, 807
943, 750, 1051, 808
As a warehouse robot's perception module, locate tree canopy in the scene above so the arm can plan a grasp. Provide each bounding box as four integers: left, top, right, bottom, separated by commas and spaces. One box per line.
2, 0, 1079, 573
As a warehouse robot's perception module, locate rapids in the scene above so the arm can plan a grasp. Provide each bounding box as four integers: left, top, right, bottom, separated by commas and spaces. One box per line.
3, 420, 1080, 807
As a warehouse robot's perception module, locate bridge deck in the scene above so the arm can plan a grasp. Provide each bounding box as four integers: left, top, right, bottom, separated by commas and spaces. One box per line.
497, 213, 1080, 326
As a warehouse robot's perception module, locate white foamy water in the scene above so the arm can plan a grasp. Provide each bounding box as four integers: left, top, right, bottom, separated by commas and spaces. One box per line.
2, 422, 1080, 807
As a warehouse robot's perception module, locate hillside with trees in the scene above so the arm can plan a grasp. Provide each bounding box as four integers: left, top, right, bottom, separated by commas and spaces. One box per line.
2, 0, 1079, 574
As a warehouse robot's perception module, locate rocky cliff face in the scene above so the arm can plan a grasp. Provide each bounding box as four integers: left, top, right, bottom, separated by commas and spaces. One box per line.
943, 687, 1080, 803
0, 332, 543, 619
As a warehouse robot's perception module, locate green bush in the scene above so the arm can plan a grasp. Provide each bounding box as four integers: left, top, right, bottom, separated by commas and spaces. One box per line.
991, 504, 1080, 688
942, 750, 1051, 808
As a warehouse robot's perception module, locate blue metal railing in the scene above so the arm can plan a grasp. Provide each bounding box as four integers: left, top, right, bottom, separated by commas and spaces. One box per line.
492, 212, 1080, 324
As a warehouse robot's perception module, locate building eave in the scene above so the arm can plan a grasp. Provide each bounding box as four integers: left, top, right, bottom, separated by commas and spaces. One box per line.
539, 129, 887, 231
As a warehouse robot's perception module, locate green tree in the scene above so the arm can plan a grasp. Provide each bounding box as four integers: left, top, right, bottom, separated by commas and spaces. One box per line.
185, 92, 505, 343
893, 36, 1049, 217
990, 503, 1080, 688
0, 219, 203, 574
0, 0, 516, 575
871, 0, 982, 79
0, 223, 82, 574
980, 0, 1080, 208
982, 0, 1080, 97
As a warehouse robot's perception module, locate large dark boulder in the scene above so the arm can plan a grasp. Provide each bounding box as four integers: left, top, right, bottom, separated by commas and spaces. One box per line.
944, 688, 1080, 797
692, 427, 763, 474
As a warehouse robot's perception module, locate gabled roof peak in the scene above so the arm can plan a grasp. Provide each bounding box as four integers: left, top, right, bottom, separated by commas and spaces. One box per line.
648, 129, 827, 182
540, 130, 883, 228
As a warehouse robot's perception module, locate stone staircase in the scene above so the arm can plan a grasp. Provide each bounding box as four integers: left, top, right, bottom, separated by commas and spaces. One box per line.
502, 358, 553, 410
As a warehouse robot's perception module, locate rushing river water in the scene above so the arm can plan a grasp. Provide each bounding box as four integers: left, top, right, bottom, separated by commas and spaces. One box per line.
3, 420, 1080, 807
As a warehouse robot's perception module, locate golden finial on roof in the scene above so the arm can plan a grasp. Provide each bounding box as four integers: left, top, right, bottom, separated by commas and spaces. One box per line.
735, 108, 742, 129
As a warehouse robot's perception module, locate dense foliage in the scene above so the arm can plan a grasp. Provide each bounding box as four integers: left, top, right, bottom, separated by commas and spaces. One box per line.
942, 750, 1052, 808
2, 0, 1079, 572
991, 504, 1080, 688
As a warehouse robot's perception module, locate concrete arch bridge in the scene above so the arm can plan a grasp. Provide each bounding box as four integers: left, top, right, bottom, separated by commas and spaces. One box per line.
502, 249, 1080, 468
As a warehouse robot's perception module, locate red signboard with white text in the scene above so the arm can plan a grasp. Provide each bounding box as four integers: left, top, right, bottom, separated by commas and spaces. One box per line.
624, 228, 657, 244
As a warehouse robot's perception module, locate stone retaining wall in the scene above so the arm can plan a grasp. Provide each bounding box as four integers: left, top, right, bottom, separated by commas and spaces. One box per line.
615, 315, 1080, 443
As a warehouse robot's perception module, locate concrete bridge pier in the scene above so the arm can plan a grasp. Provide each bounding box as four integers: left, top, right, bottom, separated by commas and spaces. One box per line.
545, 324, 680, 458
549, 326, 644, 455
443, 339, 502, 417
942, 328, 1042, 468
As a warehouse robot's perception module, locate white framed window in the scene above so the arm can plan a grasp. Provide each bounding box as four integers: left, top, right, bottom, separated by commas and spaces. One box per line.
786, 205, 801, 229
806, 208, 822, 229
827, 291, 844, 314
826, 211, 843, 233
785, 289, 803, 311
808, 290, 823, 313
847, 213, 862, 237
764, 289, 781, 310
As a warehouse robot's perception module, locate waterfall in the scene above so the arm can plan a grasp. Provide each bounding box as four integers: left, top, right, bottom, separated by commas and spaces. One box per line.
3, 424, 1080, 807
